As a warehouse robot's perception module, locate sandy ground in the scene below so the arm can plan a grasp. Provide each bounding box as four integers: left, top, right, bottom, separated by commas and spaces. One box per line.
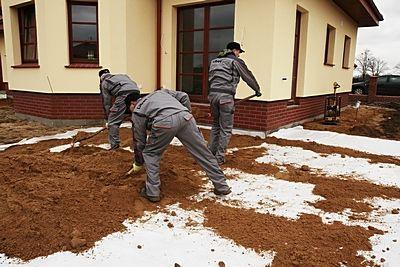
1, 99, 400, 266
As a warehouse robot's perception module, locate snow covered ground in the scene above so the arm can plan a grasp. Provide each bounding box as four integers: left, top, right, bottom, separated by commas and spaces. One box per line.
1, 125, 400, 266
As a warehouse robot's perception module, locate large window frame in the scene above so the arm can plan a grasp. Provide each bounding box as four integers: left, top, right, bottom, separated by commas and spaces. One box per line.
176, 1, 235, 102
67, 1, 99, 65
324, 24, 336, 66
18, 4, 38, 64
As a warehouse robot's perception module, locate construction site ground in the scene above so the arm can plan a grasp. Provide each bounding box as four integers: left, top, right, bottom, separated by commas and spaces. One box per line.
1, 99, 400, 266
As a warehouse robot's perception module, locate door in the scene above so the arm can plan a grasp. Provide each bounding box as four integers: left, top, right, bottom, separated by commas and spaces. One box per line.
290, 11, 302, 103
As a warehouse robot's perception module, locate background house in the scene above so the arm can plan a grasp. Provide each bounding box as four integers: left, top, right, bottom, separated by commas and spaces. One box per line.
0, 0, 382, 130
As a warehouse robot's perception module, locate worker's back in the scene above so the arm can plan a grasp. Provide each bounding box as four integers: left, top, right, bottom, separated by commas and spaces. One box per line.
209, 54, 240, 96
101, 74, 139, 96
134, 89, 189, 121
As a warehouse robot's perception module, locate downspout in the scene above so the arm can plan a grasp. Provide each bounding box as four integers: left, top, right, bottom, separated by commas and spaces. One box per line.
156, 0, 162, 89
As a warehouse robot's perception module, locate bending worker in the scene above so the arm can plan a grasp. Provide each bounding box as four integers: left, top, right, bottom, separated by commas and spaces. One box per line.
208, 42, 262, 164
129, 89, 231, 202
99, 69, 140, 150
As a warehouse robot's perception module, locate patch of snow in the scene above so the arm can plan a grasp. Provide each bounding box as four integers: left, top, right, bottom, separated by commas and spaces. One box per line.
194, 168, 323, 220
170, 137, 183, 146
0, 205, 274, 267
49, 143, 80, 153
121, 122, 132, 129
0, 127, 103, 151
270, 126, 400, 158
256, 143, 400, 188
198, 125, 266, 138
0, 93, 7, 99
358, 198, 400, 265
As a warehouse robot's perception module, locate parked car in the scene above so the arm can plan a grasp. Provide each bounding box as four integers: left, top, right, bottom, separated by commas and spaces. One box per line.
352, 75, 400, 96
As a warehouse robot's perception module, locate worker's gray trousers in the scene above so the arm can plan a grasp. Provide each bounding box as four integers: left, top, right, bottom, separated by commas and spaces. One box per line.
208, 93, 234, 163
143, 111, 230, 197
108, 95, 129, 150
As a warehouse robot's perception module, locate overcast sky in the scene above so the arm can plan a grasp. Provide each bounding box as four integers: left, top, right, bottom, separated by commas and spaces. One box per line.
356, 0, 400, 71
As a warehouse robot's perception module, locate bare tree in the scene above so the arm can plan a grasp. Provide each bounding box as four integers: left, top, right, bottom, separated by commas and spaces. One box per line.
394, 63, 400, 75
355, 49, 373, 80
368, 56, 389, 76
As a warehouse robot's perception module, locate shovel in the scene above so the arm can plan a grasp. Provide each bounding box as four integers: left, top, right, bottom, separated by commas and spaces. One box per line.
71, 127, 107, 148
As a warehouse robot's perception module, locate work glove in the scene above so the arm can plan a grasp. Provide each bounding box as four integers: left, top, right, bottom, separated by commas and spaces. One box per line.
255, 91, 262, 97
127, 162, 142, 175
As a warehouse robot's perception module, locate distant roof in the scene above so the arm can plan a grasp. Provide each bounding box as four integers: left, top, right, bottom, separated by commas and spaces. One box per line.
333, 0, 384, 27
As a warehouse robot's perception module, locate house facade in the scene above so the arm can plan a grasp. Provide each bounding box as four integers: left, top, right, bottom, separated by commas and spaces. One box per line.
0, 0, 382, 130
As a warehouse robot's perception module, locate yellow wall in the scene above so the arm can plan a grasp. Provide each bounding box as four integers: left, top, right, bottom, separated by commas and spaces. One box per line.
160, 0, 358, 101
1, 0, 156, 94
0, 34, 8, 82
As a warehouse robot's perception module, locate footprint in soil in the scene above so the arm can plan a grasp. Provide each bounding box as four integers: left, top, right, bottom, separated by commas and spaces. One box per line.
134, 199, 145, 217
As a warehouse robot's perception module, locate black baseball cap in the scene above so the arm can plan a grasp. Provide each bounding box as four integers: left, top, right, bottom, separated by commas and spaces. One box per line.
226, 42, 245, 53
99, 69, 110, 77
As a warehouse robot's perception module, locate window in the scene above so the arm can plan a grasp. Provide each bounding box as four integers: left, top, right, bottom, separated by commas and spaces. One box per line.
324, 24, 336, 66
18, 5, 38, 63
177, 2, 235, 100
342, 35, 351, 69
68, 1, 99, 64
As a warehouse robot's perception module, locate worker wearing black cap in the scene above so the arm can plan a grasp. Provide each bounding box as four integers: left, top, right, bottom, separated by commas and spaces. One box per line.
208, 42, 261, 164
99, 69, 140, 150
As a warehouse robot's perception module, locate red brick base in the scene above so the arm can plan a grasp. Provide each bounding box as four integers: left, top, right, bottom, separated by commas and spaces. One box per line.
194, 93, 349, 131
11, 90, 349, 130
12, 90, 104, 120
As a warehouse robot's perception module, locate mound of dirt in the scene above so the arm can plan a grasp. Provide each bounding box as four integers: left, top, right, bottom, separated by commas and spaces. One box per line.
303, 105, 400, 141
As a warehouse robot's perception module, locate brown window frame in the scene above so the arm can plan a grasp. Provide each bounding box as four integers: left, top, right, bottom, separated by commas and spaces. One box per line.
18, 4, 38, 64
67, 1, 99, 65
176, 1, 235, 102
342, 35, 351, 69
324, 24, 336, 66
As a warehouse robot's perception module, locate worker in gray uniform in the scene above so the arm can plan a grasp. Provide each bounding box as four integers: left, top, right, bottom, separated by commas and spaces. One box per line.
208, 42, 262, 164
129, 88, 231, 202
99, 69, 140, 150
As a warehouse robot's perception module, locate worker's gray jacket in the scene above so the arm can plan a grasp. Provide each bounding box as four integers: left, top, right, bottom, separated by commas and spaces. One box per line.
100, 73, 139, 118
209, 52, 260, 96
132, 89, 191, 151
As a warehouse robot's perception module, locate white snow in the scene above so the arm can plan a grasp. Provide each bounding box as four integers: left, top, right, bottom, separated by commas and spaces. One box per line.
49, 143, 80, 153
256, 143, 400, 188
194, 168, 323, 220
0, 205, 275, 267
270, 126, 400, 158
0, 127, 103, 151
0, 93, 7, 99
198, 125, 266, 138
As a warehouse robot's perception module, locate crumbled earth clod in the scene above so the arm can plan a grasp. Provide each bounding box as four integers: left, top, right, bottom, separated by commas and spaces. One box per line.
167, 222, 174, 228
218, 261, 226, 267
300, 165, 310, 171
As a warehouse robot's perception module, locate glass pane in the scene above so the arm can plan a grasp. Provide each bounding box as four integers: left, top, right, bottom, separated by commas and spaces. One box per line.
72, 24, 97, 41
210, 4, 234, 28
208, 53, 218, 66
209, 29, 234, 52
23, 44, 37, 61
180, 8, 204, 30
71, 5, 97, 23
179, 75, 203, 95
24, 28, 37, 43
179, 31, 203, 52
179, 54, 203, 74
23, 7, 36, 28
72, 42, 98, 61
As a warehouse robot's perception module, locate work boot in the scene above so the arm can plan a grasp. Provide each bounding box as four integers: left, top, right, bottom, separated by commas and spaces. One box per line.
213, 187, 232, 196
140, 187, 161, 203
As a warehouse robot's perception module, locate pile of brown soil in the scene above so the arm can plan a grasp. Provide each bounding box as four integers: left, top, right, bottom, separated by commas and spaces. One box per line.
0, 140, 203, 260
202, 202, 382, 266
1, 119, 399, 265
303, 105, 400, 141
0, 99, 76, 144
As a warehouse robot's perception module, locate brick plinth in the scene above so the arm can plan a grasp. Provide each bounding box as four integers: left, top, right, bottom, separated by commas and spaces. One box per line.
11, 90, 349, 130
194, 93, 349, 132
11, 90, 104, 120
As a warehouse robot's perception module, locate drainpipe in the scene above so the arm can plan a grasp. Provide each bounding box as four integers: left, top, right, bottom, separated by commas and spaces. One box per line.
156, 0, 162, 89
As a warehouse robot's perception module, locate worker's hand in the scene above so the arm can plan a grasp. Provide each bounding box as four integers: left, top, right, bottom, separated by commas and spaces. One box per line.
132, 162, 142, 173
255, 91, 262, 97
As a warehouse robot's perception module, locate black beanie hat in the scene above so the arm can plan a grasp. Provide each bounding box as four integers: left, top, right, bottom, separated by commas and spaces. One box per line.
99, 69, 110, 77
